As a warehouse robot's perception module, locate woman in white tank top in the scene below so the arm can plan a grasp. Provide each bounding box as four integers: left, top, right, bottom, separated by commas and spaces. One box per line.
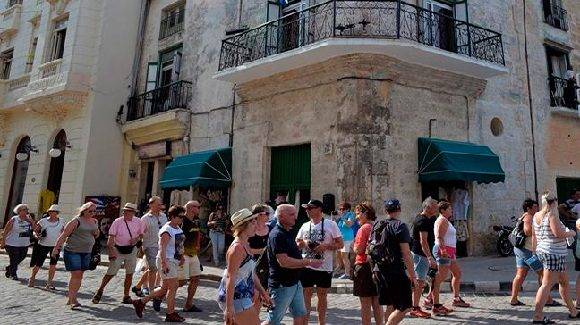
430, 201, 470, 316
532, 194, 578, 323
1, 203, 35, 280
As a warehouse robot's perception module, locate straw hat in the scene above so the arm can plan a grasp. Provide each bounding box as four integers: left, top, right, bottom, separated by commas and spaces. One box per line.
13, 203, 29, 214
230, 208, 257, 229
47, 204, 60, 213
122, 202, 139, 212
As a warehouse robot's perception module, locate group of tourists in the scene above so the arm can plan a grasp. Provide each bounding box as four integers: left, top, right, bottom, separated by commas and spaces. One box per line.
2, 190, 580, 324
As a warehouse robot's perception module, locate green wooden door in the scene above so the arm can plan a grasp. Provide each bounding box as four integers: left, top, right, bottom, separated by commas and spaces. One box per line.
270, 144, 311, 204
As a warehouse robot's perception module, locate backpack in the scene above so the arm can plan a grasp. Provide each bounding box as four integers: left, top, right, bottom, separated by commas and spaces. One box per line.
508, 215, 526, 249
366, 219, 396, 271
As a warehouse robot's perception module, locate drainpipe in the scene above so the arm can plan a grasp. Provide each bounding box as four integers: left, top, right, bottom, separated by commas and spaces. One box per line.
522, 0, 539, 201
130, 0, 151, 97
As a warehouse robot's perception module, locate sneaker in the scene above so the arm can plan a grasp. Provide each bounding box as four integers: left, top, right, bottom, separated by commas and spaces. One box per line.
183, 304, 202, 312
165, 312, 185, 322
432, 305, 453, 316
410, 306, 431, 319
122, 296, 133, 304
142, 287, 150, 296
132, 286, 144, 297
10, 275, 18, 281
132, 299, 145, 318
338, 274, 350, 280
5, 267, 10, 279
91, 290, 103, 304
153, 298, 162, 312
423, 297, 433, 310
452, 297, 471, 308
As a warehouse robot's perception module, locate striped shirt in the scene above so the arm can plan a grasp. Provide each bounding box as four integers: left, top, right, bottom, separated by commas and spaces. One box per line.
534, 213, 567, 256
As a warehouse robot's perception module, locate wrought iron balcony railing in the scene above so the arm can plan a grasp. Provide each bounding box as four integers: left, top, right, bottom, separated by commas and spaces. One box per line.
545, 4, 568, 31
126, 80, 192, 122
159, 9, 185, 40
549, 76, 578, 110
219, 0, 505, 71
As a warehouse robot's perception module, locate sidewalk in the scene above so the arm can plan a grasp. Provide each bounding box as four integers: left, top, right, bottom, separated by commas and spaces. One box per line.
2, 250, 576, 294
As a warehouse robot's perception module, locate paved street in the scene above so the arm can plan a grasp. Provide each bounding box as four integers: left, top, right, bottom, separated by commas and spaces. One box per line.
0, 254, 577, 324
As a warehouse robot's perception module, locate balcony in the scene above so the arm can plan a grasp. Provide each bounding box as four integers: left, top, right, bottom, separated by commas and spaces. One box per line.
159, 9, 185, 40
0, 2, 21, 37
545, 3, 568, 31
216, 0, 506, 83
549, 76, 578, 110
126, 80, 192, 122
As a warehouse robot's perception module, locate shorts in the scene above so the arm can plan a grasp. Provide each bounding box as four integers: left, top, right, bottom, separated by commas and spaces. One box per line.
537, 252, 567, 272
218, 297, 254, 313
106, 247, 137, 276
375, 271, 412, 311
412, 253, 429, 280
30, 244, 58, 268
341, 241, 352, 253
143, 246, 159, 271
156, 257, 179, 280
178, 255, 202, 280
433, 244, 456, 265
300, 268, 332, 288
353, 263, 377, 297
63, 250, 91, 271
267, 282, 307, 324
514, 247, 543, 272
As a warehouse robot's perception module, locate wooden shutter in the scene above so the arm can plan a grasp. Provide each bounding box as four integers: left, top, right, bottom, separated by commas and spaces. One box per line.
146, 62, 158, 92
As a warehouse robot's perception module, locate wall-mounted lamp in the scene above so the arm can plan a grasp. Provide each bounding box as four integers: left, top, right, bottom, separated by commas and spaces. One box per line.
16, 144, 38, 161
48, 148, 62, 158
128, 169, 137, 179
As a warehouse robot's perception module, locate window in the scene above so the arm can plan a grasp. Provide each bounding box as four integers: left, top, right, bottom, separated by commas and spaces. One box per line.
543, 0, 568, 31
47, 18, 67, 62
146, 62, 158, 92
158, 46, 182, 86
0, 49, 13, 79
423, 0, 456, 52
159, 3, 185, 40
545, 46, 576, 109
26, 37, 38, 73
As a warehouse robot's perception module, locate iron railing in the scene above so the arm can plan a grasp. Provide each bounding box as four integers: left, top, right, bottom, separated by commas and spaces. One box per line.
159, 9, 185, 40
126, 80, 192, 122
549, 76, 577, 110
219, 0, 505, 71
545, 3, 568, 31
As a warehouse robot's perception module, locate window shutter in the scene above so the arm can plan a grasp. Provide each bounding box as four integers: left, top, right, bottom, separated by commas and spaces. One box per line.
146, 62, 158, 92
171, 51, 182, 82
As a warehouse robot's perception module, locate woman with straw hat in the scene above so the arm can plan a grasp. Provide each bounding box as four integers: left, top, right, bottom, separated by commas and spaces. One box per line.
1, 203, 35, 280
29, 204, 65, 289
217, 208, 272, 325
52, 202, 99, 309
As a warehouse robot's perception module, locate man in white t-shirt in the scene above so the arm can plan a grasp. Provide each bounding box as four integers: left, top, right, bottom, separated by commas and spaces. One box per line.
296, 199, 343, 325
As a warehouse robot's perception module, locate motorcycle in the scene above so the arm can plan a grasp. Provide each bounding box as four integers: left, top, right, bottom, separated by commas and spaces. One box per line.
492, 216, 516, 257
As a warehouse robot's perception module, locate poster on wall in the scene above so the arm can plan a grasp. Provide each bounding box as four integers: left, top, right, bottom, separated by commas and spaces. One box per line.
84, 196, 121, 240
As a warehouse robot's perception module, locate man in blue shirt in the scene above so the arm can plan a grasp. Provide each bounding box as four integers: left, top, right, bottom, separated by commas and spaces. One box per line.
266, 204, 322, 325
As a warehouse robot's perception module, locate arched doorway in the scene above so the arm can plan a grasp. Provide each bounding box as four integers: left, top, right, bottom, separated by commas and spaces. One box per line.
43, 130, 67, 211
4, 136, 31, 224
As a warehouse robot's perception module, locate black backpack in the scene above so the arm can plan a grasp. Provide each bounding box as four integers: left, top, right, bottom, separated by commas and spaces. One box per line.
366, 219, 397, 271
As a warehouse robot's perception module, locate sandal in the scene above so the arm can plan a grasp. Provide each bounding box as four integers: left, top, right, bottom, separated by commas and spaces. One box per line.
452, 296, 471, 308
70, 303, 82, 310
45, 284, 56, 290
511, 300, 526, 306
532, 317, 555, 324
91, 290, 103, 304
545, 300, 562, 307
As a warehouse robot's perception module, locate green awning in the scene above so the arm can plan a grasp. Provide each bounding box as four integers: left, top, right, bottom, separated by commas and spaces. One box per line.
418, 137, 505, 184
160, 148, 232, 189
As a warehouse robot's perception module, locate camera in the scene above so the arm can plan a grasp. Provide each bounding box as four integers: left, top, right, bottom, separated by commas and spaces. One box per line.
41, 229, 48, 238
307, 241, 323, 260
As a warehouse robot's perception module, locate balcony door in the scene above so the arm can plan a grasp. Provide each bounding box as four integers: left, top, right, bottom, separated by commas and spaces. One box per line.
423, 0, 455, 52
157, 47, 182, 113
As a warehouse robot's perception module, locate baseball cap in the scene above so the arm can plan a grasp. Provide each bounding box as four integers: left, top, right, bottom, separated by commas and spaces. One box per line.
384, 199, 401, 212
301, 199, 323, 209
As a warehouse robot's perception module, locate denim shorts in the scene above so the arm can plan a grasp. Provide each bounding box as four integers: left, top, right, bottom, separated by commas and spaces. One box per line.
412, 253, 429, 280
218, 297, 254, 313
514, 247, 543, 272
267, 283, 307, 325
63, 250, 91, 271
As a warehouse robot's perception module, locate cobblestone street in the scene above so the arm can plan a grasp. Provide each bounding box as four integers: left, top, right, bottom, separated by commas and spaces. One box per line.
1, 255, 577, 324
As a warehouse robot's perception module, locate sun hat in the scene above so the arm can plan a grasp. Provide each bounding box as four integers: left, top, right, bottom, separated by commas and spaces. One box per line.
13, 203, 29, 214
230, 208, 257, 228
122, 202, 139, 212
47, 204, 60, 213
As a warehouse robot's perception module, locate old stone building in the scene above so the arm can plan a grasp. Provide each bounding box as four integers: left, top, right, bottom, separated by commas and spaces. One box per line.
120, 0, 578, 254
0, 0, 141, 224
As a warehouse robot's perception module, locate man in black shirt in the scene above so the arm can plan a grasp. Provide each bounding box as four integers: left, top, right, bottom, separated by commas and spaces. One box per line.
265, 204, 322, 325
179, 200, 203, 312
409, 197, 438, 319
375, 199, 416, 325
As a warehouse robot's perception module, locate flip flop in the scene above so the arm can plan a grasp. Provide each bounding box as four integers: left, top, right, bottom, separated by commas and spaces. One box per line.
70, 303, 82, 310
510, 301, 526, 306
531, 317, 555, 324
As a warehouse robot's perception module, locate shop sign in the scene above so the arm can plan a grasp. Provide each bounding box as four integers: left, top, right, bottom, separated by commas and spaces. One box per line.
84, 196, 121, 239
